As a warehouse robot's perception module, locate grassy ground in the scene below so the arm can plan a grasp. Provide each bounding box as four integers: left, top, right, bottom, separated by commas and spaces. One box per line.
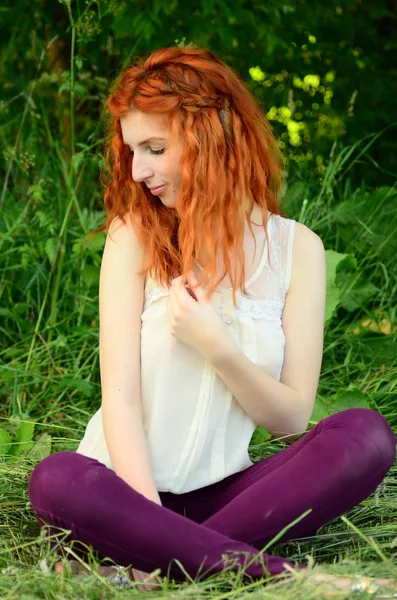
1, 118, 397, 598
1, 444, 397, 598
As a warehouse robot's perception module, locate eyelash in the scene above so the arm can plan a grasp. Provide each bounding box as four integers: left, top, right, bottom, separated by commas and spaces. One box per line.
129, 149, 165, 156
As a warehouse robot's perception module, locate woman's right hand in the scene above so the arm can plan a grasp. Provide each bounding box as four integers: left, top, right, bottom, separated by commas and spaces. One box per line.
131, 567, 162, 592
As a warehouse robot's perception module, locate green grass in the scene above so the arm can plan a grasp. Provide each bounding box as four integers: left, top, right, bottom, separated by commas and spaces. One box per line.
1, 448, 397, 598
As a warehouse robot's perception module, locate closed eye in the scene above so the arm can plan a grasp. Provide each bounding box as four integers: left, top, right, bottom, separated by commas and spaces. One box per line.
129, 148, 165, 156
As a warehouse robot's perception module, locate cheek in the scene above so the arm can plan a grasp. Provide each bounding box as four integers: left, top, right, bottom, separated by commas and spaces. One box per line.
170, 148, 183, 184
164, 155, 180, 184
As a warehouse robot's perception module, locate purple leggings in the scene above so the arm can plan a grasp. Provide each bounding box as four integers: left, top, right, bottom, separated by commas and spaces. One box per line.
28, 409, 396, 582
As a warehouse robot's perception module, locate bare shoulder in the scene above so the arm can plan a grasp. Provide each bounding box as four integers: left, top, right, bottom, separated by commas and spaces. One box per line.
293, 221, 324, 255
289, 221, 325, 291
105, 213, 146, 266
108, 212, 143, 243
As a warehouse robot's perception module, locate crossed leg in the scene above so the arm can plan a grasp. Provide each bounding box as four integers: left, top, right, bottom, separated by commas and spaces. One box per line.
28, 456, 293, 581
28, 409, 396, 584
161, 408, 396, 551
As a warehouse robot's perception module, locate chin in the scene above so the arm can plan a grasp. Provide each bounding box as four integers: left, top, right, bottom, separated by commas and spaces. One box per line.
161, 195, 177, 208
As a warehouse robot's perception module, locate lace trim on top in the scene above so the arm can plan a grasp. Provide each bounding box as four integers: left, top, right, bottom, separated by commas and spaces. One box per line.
143, 286, 284, 322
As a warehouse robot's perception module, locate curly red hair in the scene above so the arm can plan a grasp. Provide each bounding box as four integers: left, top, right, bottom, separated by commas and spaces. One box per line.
100, 46, 286, 305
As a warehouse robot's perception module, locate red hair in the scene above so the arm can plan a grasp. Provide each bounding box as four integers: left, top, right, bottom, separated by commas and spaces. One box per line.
100, 46, 286, 305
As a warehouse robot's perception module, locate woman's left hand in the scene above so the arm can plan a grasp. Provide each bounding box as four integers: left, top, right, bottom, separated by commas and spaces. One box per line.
167, 271, 236, 363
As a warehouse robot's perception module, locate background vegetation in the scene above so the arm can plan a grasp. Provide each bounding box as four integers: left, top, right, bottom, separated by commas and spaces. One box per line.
1, 0, 397, 597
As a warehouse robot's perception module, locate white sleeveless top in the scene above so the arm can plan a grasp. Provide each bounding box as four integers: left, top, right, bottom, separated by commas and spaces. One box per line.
76, 213, 296, 494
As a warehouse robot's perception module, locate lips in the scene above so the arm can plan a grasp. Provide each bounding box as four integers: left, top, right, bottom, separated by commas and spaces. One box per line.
149, 184, 166, 195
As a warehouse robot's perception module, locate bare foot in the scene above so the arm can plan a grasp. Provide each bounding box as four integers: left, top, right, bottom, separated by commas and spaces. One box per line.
305, 571, 397, 597
54, 560, 162, 592
54, 560, 121, 578
131, 567, 163, 592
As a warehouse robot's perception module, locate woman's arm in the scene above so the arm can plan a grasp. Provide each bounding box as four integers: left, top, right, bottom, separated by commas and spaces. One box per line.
99, 215, 162, 505
207, 223, 326, 438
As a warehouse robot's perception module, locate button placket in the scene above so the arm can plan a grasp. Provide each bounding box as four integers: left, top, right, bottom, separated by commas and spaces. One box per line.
222, 289, 235, 326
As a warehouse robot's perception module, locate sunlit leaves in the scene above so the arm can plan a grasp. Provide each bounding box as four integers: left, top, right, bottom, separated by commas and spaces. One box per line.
249, 66, 266, 82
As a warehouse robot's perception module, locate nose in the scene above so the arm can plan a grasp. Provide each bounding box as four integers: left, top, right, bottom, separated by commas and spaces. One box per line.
131, 154, 154, 183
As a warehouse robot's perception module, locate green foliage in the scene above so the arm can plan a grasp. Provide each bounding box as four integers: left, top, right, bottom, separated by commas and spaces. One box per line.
0, 2, 396, 594
0, 0, 396, 446
1, 0, 397, 187
0, 429, 12, 455
324, 250, 349, 322
312, 386, 371, 423
0, 420, 52, 460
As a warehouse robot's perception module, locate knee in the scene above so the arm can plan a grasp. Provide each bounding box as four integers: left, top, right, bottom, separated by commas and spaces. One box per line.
28, 451, 91, 515
325, 408, 396, 473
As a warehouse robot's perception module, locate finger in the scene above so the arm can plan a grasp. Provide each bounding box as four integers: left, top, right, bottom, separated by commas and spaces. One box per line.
170, 275, 186, 302
186, 271, 208, 303
172, 273, 196, 303
185, 284, 198, 300
171, 275, 184, 288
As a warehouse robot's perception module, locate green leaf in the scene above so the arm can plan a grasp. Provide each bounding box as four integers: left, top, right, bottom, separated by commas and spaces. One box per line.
354, 334, 397, 365
58, 71, 71, 94
311, 398, 335, 423
251, 425, 273, 445
72, 233, 105, 257
72, 240, 83, 255
339, 281, 380, 312
0, 308, 18, 320
29, 433, 52, 461
82, 264, 99, 288
337, 254, 358, 271
15, 421, 35, 443
74, 82, 87, 96
0, 428, 12, 455
332, 387, 370, 411
333, 200, 360, 224
71, 152, 85, 173
325, 249, 349, 322
13, 421, 35, 457
311, 387, 370, 424
45, 238, 57, 264
58, 378, 94, 397
75, 55, 83, 70
84, 232, 105, 251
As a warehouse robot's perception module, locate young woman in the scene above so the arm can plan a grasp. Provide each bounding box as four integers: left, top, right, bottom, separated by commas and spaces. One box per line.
28, 47, 396, 594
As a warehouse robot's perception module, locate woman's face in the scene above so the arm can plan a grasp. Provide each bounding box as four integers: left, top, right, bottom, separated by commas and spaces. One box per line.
120, 110, 183, 209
